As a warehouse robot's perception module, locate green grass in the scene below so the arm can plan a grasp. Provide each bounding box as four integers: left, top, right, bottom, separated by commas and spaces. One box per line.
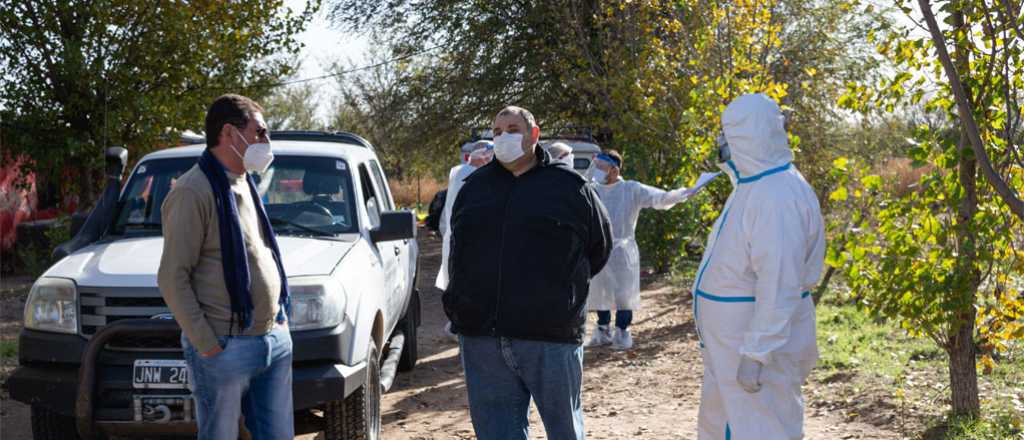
939, 414, 1023, 440
0, 340, 17, 359
817, 301, 943, 379
815, 300, 1024, 439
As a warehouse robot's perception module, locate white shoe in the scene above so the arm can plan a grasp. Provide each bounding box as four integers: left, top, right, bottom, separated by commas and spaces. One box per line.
585, 325, 613, 347
611, 328, 633, 350
444, 321, 459, 343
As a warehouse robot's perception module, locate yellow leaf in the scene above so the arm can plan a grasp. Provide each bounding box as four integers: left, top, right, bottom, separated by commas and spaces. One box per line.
830, 187, 849, 201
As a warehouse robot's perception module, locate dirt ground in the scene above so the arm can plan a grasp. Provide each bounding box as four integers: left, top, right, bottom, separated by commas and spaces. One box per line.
376, 232, 898, 440
0, 231, 899, 439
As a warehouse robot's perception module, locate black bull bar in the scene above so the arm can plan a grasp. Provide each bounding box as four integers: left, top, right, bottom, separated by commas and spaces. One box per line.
75, 318, 186, 439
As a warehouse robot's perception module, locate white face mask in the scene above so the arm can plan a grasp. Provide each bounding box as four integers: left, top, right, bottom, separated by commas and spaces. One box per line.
590, 168, 608, 184
493, 132, 526, 163
232, 127, 274, 173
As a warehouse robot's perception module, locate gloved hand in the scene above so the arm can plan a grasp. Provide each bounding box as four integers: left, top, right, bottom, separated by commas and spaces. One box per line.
669, 187, 693, 202
736, 355, 763, 393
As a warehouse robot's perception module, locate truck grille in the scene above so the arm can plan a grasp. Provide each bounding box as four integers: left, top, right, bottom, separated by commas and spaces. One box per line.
79, 287, 180, 351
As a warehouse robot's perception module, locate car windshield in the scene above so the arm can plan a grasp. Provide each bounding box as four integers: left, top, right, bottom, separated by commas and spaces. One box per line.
110, 155, 358, 237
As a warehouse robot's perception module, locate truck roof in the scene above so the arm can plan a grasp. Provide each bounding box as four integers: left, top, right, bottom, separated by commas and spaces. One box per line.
142, 131, 378, 163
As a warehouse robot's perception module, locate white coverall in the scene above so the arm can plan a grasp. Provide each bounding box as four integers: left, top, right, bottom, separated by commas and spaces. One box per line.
693, 93, 825, 440
435, 163, 477, 290
586, 179, 689, 311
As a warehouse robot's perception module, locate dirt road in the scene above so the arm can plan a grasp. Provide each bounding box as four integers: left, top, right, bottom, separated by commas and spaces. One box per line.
380, 232, 897, 439
1, 231, 898, 439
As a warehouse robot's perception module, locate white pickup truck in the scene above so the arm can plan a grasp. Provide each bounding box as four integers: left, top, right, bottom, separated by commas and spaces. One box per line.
6, 131, 421, 439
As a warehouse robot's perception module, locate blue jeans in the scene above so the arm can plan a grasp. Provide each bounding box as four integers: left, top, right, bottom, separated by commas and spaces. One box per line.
460, 335, 585, 440
181, 325, 294, 440
596, 310, 633, 330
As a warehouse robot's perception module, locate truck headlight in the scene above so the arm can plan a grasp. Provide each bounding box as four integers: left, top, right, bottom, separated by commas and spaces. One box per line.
24, 278, 78, 334
288, 278, 346, 331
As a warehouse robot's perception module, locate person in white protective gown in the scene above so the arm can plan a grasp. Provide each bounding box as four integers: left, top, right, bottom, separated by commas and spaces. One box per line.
436, 141, 494, 340
585, 149, 695, 350
693, 93, 825, 440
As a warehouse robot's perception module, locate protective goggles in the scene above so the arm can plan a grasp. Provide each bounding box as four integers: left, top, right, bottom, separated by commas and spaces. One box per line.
716, 134, 731, 163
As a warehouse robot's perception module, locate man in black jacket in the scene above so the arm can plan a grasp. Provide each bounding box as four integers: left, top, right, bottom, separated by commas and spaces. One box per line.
444, 106, 612, 440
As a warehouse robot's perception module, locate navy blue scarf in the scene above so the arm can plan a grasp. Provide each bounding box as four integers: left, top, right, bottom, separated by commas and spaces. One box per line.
198, 149, 290, 333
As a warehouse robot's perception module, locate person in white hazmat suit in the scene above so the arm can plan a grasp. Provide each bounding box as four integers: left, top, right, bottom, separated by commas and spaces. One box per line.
693, 93, 825, 440
585, 149, 695, 350
436, 141, 494, 340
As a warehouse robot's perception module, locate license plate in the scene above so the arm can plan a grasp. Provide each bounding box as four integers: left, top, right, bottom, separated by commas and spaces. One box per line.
132, 359, 189, 389
133, 394, 193, 423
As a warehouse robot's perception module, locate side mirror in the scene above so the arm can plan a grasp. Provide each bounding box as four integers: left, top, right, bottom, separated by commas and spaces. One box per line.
105, 147, 128, 181
370, 211, 416, 243
53, 147, 129, 261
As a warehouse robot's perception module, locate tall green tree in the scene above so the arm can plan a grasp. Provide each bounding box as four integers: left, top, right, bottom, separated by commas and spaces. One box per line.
264, 82, 325, 131
0, 0, 317, 208
328, 1, 886, 271
326, 44, 431, 179
832, 0, 1023, 417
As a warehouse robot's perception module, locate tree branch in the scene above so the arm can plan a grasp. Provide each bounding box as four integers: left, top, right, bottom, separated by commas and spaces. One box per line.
917, 0, 1024, 221
1000, 0, 1024, 42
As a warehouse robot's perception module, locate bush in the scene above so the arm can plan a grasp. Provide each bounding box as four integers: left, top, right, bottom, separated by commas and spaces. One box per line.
388, 176, 446, 210
11, 216, 71, 277
932, 414, 1022, 440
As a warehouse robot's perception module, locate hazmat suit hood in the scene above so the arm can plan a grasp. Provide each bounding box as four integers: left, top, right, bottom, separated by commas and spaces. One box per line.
721, 94, 793, 179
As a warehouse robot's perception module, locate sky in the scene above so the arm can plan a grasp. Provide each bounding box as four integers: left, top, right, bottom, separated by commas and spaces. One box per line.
283, 0, 370, 121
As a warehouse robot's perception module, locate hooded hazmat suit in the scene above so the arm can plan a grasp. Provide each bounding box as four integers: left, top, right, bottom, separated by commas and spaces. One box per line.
436, 163, 477, 290
586, 179, 689, 311
693, 94, 825, 440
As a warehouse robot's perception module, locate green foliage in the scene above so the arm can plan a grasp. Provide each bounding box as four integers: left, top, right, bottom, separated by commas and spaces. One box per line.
939, 414, 1022, 440
831, 0, 1024, 416
328, 0, 887, 270
264, 82, 326, 130
0, 340, 16, 359
817, 300, 942, 379
13, 216, 73, 278
327, 45, 443, 180
0, 0, 318, 206
814, 299, 1024, 436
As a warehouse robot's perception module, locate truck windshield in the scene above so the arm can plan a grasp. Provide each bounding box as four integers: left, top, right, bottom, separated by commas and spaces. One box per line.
110, 155, 359, 237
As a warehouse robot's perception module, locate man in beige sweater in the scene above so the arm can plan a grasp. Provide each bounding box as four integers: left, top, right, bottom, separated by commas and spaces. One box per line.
158, 94, 293, 439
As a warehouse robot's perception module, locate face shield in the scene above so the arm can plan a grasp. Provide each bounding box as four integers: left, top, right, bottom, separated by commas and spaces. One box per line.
588, 154, 620, 184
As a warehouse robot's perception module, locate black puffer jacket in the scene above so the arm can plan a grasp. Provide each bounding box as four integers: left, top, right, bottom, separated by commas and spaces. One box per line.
443, 147, 612, 344
425, 189, 446, 232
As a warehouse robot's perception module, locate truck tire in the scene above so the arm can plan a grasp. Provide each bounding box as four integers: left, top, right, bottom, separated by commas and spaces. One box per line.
397, 291, 420, 372
31, 406, 80, 440
324, 341, 381, 440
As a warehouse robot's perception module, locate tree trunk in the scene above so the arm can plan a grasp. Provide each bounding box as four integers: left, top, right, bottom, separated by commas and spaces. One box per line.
813, 266, 836, 306
948, 310, 980, 416
947, 7, 981, 418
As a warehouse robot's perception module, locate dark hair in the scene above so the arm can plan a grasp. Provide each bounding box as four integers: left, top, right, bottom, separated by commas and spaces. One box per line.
496, 106, 536, 129
204, 94, 264, 149
604, 149, 623, 168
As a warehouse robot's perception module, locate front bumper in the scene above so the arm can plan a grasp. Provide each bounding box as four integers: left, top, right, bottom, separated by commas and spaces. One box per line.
6, 320, 365, 439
